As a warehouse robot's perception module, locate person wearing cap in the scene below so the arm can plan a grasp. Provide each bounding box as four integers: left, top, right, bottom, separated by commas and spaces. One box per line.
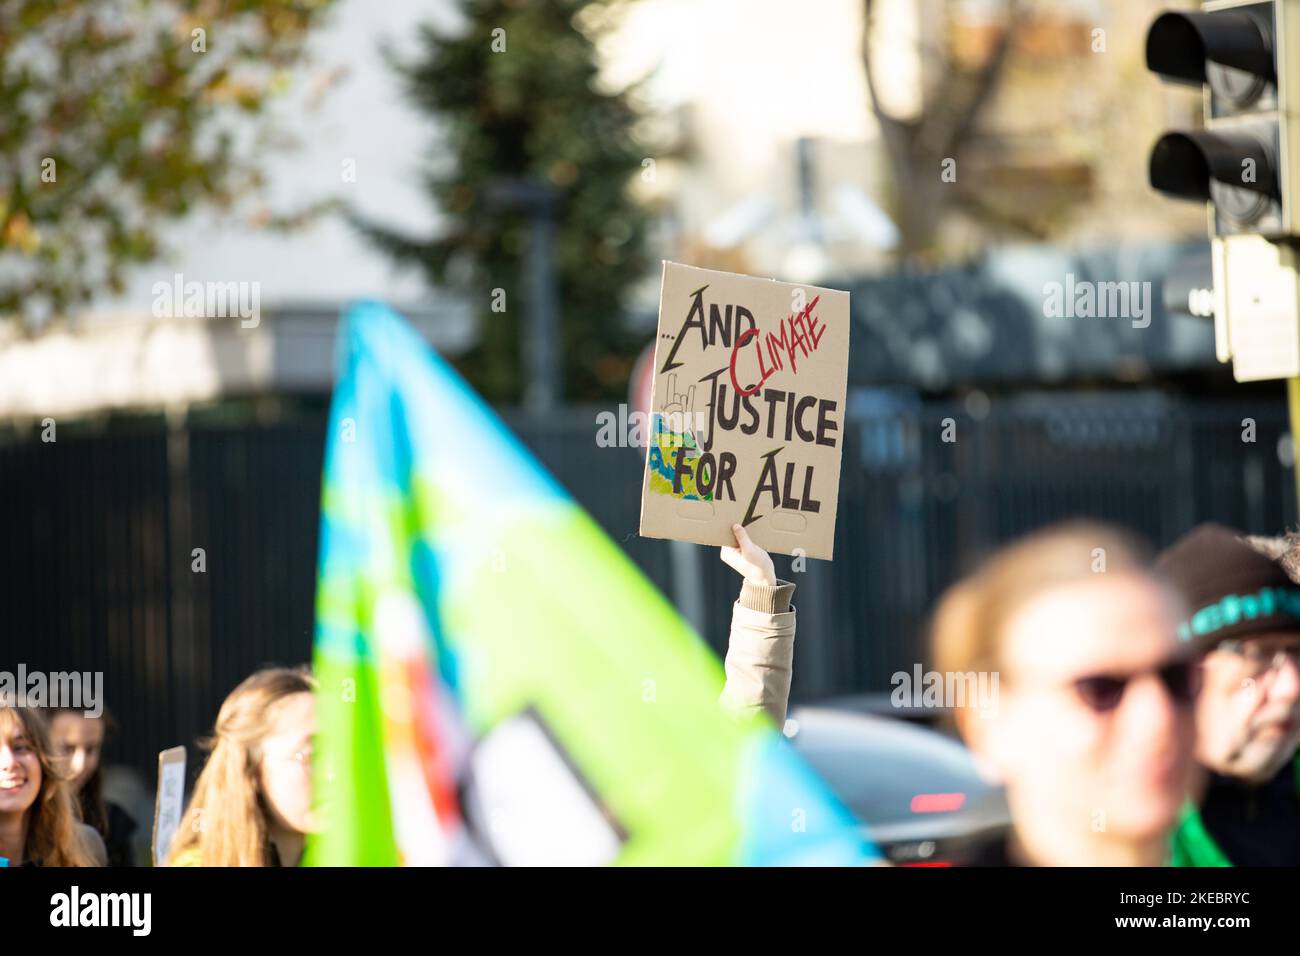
1156, 523, 1300, 866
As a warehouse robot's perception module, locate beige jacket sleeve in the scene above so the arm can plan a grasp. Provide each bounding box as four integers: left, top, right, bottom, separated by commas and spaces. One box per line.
718, 579, 796, 725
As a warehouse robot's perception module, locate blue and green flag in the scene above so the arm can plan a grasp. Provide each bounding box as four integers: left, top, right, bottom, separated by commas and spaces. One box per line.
307, 300, 876, 866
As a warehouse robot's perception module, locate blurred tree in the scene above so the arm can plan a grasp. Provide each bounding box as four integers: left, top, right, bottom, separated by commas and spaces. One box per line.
0, 0, 337, 329
861, 0, 1024, 261
355, 0, 653, 405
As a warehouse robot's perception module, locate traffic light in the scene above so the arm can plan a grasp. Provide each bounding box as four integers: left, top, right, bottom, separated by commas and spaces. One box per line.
1148, 2, 1287, 237
1147, 0, 1300, 381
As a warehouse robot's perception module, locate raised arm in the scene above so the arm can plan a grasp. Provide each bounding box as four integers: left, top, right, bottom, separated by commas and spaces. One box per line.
717, 523, 797, 725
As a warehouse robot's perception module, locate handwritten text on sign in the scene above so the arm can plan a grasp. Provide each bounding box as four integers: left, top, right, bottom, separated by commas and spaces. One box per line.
639, 263, 849, 560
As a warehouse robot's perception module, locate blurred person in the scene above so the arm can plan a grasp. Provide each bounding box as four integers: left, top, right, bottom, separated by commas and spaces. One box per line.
0, 705, 105, 866
164, 551, 799, 868
709, 520, 1198, 865
931, 522, 1199, 866
167, 667, 316, 867
47, 707, 138, 866
1158, 524, 1300, 866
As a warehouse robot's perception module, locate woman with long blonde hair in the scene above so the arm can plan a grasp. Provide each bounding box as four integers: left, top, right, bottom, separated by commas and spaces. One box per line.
0, 705, 105, 866
167, 667, 317, 867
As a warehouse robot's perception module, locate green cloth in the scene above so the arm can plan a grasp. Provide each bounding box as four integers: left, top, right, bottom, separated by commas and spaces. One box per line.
1170, 754, 1300, 866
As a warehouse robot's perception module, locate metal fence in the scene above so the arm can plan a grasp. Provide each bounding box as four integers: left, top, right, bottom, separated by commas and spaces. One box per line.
1, 388, 1294, 778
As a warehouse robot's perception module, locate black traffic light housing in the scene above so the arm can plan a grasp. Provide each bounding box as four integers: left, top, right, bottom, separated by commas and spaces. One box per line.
1146, 1, 1294, 238
1146, 1, 1300, 383
1146, 8, 1274, 95
1149, 125, 1280, 231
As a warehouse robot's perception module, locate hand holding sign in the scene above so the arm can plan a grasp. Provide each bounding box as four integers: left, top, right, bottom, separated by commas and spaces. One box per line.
720, 523, 777, 587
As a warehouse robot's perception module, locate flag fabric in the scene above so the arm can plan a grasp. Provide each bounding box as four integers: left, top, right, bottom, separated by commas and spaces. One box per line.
306, 300, 877, 866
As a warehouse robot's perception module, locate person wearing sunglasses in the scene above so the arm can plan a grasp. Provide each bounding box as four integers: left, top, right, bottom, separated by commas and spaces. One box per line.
932, 522, 1199, 866
1156, 523, 1300, 866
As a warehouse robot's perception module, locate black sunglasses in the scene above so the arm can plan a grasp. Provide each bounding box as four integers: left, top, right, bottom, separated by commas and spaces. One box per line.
1072, 659, 1201, 713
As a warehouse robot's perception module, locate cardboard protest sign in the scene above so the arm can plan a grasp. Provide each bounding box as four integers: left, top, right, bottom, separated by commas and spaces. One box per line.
151, 745, 186, 867
639, 262, 849, 560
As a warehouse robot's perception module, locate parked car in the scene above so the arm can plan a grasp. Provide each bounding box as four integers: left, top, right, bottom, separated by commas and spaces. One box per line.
788, 705, 1010, 865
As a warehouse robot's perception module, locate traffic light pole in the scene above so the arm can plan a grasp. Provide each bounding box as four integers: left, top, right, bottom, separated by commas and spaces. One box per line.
1289, 378, 1300, 509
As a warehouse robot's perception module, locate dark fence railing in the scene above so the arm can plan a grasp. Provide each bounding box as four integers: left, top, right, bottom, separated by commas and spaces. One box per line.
1, 389, 1294, 779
